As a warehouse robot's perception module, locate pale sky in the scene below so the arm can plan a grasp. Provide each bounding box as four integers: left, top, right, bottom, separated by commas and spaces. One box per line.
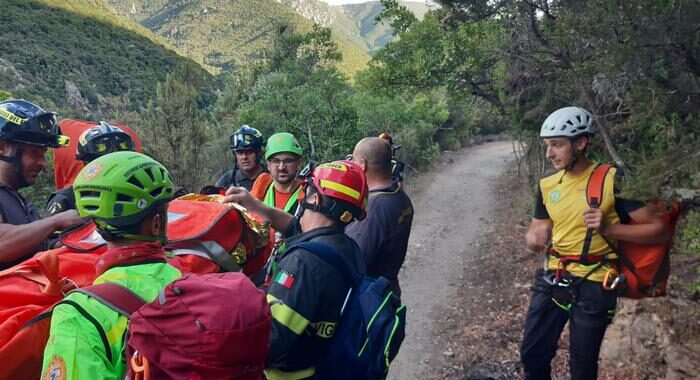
320, 0, 432, 5
320, 0, 372, 4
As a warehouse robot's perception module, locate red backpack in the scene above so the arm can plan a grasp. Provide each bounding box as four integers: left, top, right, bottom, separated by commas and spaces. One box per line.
58, 197, 274, 276
102, 273, 271, 380
0, 198, 272, 380
165, 195, 273, 276
587, 163, 683, 298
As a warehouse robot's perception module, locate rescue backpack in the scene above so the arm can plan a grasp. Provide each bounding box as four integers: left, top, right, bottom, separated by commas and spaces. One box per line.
111, 273, 271, 380
46, 273, 270, 380
0, 249, 100, 380
587, 163, 682, 299
288, 242, 406, 380
60, 196, 274, 276
0, 198, 273, 380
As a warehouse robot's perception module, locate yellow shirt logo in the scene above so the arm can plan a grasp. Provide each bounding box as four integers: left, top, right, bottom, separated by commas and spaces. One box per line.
549, 189, 561, 203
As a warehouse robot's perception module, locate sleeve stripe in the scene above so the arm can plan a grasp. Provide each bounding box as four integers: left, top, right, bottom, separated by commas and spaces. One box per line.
267, 293, 310, 335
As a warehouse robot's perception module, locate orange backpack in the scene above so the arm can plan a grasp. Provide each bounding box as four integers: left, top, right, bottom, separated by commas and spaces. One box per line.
0, 248, 101, 379
587, 164, 682, 299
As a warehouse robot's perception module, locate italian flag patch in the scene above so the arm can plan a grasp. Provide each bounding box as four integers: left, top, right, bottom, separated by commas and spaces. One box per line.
274, 270, 296, 288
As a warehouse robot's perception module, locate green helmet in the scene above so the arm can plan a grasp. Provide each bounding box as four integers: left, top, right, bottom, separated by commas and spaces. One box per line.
74, 151, 174, 235
265, 132, 303, 160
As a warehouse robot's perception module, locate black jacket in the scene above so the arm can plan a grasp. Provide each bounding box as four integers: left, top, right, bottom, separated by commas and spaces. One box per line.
265, 220, 365, 377
216, 167, 266, 191
45, 186, 76, 216
0, 186, 46, 269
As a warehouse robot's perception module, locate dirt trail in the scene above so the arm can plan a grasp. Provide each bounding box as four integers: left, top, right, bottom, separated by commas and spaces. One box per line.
389, 141, 515, 380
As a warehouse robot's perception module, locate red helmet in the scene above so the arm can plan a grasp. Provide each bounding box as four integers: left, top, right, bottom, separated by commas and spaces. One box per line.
308, 160, 368, 222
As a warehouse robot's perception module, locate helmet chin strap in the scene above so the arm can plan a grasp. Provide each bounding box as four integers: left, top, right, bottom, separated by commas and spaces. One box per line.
566, 153, 579, 171
300, 198, 332, 216
300, 186, 336, 219
558, 153, 578, 184
96, 219, 168, 244
558, 139, 581, 184
0, 146, 28, 188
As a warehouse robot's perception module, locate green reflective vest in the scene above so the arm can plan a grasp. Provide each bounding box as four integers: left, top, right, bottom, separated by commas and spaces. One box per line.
264, 182, 302, 214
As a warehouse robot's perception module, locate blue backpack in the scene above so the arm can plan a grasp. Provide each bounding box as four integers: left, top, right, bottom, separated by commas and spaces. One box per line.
290, 242, 406, 380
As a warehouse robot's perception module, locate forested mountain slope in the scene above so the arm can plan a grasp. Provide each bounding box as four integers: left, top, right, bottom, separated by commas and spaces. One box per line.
0, 0, 211, 117
106, 0, 371, 75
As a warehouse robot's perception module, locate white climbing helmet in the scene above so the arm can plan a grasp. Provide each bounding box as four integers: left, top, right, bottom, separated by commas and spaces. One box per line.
540, 106, 595, 138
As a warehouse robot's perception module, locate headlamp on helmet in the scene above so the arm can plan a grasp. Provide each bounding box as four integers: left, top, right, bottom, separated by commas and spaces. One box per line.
229, 125, 264, 151
0, 99, 69, 148
76, 121, 135, 162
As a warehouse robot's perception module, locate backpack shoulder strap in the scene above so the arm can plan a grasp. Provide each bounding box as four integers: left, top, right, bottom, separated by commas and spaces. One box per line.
55, 283, 147, 365
72, 282, 147, 318
586, 163, 613, 208
580, 163, 614, 264
251, 172, 274, 201
288, 241, 360, 287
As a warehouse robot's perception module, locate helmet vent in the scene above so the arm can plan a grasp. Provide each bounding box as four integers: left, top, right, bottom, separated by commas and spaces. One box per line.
150, 187, 164, 198
128, 176, 144, 190
79, 190, 100, 199
145, 167, 156, 182
116, 193, 134, 202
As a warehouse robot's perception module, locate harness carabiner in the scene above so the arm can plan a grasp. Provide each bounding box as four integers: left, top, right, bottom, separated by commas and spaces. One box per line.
542, 271, 571, 287
602, 269, 625, 291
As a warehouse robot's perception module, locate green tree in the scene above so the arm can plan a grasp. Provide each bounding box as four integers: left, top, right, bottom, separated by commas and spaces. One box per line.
238, 67, 358, 162
366, 0, 700, 199
140, 65, 212, 192
352, 91, 448, 168
231, 25, 360, 162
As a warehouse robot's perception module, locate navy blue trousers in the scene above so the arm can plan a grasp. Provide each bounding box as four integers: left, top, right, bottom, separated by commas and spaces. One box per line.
520, 270, 617, 380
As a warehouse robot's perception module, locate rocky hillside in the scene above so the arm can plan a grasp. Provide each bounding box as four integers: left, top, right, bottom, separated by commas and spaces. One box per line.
0, 0, 211, 117
279, 0, 434, 55
107, 0, 372, 75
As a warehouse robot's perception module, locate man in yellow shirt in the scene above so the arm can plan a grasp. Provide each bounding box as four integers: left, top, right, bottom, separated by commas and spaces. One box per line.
520, 106, 668, 380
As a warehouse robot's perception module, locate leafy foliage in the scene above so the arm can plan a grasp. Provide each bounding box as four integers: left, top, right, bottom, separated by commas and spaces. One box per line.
364, 0, 700, 254
681, 210, 700, 255
211, 25, 452, 177
139, 65, 213, 192
368, 0, 700, 199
